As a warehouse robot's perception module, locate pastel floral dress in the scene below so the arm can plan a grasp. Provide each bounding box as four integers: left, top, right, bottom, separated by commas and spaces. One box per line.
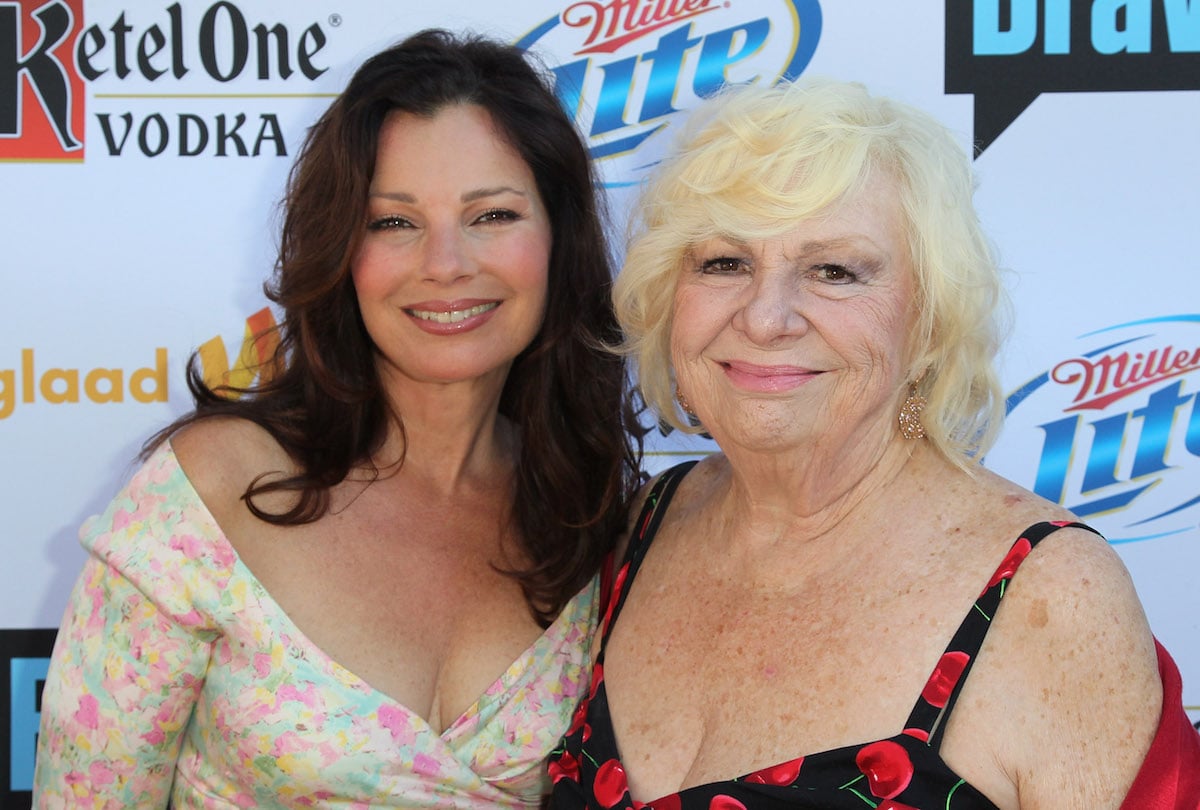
34, 442, 598, 809
547, 461, 1097, 810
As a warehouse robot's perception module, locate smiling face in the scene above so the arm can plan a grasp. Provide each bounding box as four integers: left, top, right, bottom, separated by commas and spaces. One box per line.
351, 104, 551, 395
670, 171, 918, 455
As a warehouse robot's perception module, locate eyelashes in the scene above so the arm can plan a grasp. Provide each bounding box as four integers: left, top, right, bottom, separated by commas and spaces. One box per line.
695, 256, 860, 284
698, 256, 746, 275
365, 208, 522, 232
366, 214, 412, 231
474, 208, 521, 224
813, 263, 858, 284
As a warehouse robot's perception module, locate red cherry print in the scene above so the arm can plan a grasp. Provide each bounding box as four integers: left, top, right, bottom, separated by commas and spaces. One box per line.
983, 537, 1032, 592
567, 699, 588, 737
593, 759, 630, 808
638, 506, 655, 539
920, 650, 970, 708
744, 757, 803, 785
590, 662, 605, 700
901, 727, 930, 743
649, 795, 682, 810
549, 750, 580, 784
708, 796, 747, 810
878, 801, 921, 810
855, 740, 914, 799
603, 563, 631, 629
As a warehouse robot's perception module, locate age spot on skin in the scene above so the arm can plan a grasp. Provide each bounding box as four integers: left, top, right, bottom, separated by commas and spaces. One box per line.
1028, 597, 1049, 629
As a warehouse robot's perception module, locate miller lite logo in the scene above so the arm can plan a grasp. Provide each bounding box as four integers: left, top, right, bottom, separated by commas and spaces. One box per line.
989, 315, 1200, 545
518, 0, 823, 186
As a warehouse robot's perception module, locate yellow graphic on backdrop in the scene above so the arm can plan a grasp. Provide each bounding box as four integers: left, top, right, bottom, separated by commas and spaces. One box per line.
197, 307, 281, 397
0, 349, 168, 419
0, 308, 280, 419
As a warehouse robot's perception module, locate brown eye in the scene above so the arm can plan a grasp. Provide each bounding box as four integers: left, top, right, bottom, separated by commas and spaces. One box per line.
474, 208, 521, 225
815, 263, 856, 283
366, 215, 413, 231
700, 257, 746, 275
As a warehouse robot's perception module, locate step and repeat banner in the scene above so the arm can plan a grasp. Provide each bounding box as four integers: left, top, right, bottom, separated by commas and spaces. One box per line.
2, 0, 1198, 802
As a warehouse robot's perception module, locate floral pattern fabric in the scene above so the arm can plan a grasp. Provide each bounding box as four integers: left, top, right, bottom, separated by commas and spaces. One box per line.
548, 461, 1090, 810
35, 441, 597, 809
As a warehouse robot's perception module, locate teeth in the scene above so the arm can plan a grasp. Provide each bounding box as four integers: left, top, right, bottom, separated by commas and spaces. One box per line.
408, 302, 498, 324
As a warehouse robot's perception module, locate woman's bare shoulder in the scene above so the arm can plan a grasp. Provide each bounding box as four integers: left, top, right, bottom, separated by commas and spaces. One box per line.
167, 417, 294, 512
967, 467, 1157, 683
982, 513, 1161, 805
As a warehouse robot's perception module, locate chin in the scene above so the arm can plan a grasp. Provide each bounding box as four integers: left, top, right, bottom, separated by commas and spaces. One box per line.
710, 424, 812, 454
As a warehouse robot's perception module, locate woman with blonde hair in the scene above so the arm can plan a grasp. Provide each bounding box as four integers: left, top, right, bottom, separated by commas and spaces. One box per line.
548, 78, 1199, 809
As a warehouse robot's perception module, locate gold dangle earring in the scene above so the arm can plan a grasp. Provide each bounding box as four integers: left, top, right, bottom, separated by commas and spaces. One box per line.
673, 383, 711, 439
898, 380, 927, 440
675, 384, 697, 418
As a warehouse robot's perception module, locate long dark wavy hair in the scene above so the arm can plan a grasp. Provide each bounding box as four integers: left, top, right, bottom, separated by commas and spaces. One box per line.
148, 29, 644, 623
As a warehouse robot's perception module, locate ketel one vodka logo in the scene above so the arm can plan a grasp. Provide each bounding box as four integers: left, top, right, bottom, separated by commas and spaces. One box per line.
1, 1, 330, 161
991, 315, 1200, 545
1, 0, 86, 160
517, 0, 823, 187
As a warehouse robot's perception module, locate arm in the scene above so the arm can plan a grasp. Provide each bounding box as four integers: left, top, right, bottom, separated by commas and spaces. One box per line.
1000, 527, 1162, 808
1119, 640, 1200, 808
34, 452, 218, 808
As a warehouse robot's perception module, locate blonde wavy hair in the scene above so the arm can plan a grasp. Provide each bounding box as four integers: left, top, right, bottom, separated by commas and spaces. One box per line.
613, 77, 1009, 464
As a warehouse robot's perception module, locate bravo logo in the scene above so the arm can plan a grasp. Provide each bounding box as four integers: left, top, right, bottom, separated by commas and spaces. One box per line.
946, 0, 1200, 156
988, 315, 1200, 545
1, 0, 330, 161
517, 0, 822, 186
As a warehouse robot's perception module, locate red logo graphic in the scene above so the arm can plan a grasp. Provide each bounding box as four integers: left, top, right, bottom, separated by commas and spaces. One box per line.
0, 0, 85, 161
563, 0, 720, 54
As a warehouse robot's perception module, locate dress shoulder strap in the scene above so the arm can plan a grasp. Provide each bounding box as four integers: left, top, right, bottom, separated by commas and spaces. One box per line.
905, 520, 1102, 747
598, 461, 697, 647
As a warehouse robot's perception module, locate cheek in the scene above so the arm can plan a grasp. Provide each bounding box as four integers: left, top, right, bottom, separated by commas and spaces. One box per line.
349, 244, 395, 300
670, 284, 721, 359
495, 231, 552, 293
848, 302, 914, 386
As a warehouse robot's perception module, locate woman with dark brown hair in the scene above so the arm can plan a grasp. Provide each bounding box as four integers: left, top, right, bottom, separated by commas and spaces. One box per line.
34, 29, 641, 808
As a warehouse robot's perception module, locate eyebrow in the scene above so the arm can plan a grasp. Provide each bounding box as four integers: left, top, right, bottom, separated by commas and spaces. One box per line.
698, 235, 878, 252
463, 186, 527, 203
368, 186, 529, 203
798, 236, 884, 253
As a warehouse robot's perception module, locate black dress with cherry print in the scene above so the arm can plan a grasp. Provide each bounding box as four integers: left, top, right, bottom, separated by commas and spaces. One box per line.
547, 461, 1097, 810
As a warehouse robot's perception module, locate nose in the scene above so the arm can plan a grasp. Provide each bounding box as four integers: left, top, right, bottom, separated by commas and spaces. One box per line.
420, 223, 476, 283
731, 269, 807, 345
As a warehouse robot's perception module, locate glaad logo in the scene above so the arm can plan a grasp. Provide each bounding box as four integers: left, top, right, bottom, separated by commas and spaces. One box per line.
1, 0, 330, 161
0, 309, 277, 418
517, 0, 822, 186
0, 347, 168, 419
196, 306, 279, 396
990, 315, 1200, 544
945, 0, 1200, 156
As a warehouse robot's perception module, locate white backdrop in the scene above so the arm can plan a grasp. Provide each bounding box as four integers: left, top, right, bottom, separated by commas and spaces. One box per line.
2, 0, 1197, 800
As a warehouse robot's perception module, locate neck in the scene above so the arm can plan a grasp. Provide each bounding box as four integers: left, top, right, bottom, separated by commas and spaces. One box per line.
714, 431, 930, 546
371, 371, 517, 497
